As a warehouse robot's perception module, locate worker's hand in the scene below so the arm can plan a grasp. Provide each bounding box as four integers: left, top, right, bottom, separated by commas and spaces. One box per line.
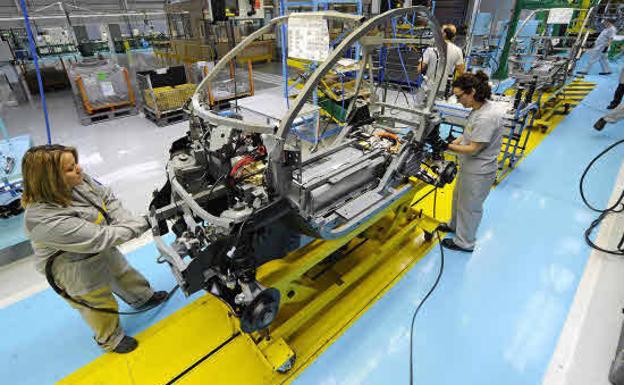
120, 216, 151, 237
431, 136, 448, 152
142, 215, 152, 230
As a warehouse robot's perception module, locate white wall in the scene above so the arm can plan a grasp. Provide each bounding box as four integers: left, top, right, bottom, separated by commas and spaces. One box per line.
466, 0, 516, 35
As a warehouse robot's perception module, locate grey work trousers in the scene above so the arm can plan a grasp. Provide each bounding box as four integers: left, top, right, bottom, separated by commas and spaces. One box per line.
448, 170, 496, 250
582, 47, 612, 73
56, 249, 154, 351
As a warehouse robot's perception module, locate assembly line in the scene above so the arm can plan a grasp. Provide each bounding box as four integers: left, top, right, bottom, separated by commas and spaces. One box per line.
0, 1, 623, 385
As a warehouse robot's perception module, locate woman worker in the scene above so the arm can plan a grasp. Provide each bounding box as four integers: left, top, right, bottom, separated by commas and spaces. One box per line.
438, 71, 504, 252
419, 24, 465, 97
22, 145, 167, 353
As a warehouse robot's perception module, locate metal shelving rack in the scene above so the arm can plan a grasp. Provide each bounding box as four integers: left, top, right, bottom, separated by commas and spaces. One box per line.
277, 0, 363, 104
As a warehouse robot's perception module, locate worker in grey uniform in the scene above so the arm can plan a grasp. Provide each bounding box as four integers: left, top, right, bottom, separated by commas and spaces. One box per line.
22, 145, 167, 353
578, 19, 617, 75
437, 71, 504, 252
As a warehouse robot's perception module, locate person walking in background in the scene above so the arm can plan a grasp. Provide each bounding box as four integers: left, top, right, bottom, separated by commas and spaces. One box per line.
578, 19, 617, 76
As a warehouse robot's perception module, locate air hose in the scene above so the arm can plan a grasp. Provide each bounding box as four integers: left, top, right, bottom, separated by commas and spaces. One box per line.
409, 188, 446, 385
45, 251, 179, 315
579, 139, 624, 256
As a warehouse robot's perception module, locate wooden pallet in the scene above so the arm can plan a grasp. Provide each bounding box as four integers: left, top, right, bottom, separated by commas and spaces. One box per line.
78, 104, 138, 125
143, 107, 188, 127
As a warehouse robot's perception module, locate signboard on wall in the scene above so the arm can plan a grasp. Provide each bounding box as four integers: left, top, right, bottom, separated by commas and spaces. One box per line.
547, 8, 574, 24
287, 16, 329, 62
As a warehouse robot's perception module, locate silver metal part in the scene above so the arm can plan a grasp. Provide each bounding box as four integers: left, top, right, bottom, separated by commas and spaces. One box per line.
207, 126, 235, 151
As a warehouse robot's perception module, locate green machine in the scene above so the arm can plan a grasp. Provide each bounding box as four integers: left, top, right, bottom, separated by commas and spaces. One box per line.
493, 0, 599, 79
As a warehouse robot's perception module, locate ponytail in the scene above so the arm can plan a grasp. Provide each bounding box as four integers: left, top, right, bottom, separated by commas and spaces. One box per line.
443, 27, 456, 41
442, 24, 457, 42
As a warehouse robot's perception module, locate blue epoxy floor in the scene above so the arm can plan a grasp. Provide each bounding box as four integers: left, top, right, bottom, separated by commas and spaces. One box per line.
0, 59, 623, 385
0, 236, 202, 385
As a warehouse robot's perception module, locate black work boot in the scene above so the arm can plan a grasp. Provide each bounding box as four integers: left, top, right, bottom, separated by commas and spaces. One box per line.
137, 291, 168, 310
608, 83, 624, 109
594, 118, 607, 131
436, 223, 455, 233
441, 238, 473, 252
113, 336, 138, 354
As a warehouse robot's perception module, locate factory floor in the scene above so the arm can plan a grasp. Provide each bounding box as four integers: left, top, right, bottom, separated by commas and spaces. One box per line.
0, 61, 623, 385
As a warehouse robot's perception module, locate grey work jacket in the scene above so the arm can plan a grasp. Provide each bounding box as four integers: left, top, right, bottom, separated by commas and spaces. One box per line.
24, 175, 148, 296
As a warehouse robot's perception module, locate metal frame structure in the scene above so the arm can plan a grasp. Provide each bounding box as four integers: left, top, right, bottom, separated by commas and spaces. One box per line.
190, 7, 447, 210
492, 0, 599, 79
278, 0, 364, 104
145, 8, 458, 373
149, 7, 453, 346
506, 6, 595, 90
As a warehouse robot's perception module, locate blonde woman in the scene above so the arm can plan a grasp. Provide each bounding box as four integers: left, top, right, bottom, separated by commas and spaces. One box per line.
22, 144, 166, 353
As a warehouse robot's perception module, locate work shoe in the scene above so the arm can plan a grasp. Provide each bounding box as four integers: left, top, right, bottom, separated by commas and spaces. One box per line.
594, 118, 607, 131
441, 238, 473, 252
113, 336, 138, 354
138, 291, 168, 310
436, 223, 455, 233
599, 72, 613, 75
607, 102, 619, 110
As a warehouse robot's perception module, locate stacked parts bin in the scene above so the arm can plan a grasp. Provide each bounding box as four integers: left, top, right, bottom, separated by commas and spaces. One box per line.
196, 60, 254, 108
67, 58, 137, 124
137, 66, 195, 125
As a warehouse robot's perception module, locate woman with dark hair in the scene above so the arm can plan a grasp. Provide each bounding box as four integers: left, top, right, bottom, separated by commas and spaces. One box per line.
22, 145, 167, 353
437, 71, 504, 252
419, 24, 465, 96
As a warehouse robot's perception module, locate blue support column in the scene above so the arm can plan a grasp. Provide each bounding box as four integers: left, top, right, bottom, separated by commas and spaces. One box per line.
279, 0, 290, 107
18, 0, 52, 145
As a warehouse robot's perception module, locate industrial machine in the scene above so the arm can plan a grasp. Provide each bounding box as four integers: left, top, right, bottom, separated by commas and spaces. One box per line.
507, 7, 595, 91
148, 7, 456, 339
493, 0, 599, 80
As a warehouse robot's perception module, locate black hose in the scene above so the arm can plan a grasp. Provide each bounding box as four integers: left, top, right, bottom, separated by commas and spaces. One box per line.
579, 139, 624, 256
45, 251, 179, 315
409, 188, 445, 385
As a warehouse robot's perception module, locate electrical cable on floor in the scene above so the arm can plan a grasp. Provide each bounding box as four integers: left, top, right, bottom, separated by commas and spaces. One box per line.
408, 188, 445, 385
45, 250, 180, 315
579, 138, 624, 256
